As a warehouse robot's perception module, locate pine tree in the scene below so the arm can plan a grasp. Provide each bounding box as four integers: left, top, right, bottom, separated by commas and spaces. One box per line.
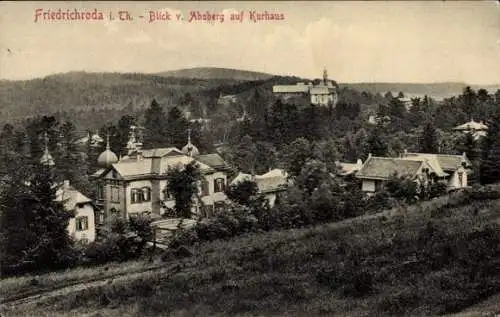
143, 99, 167, 148
0, 163, 75, 275
480, 108, 500, 184
419, 120, 439, 153
166, 106, 189, 149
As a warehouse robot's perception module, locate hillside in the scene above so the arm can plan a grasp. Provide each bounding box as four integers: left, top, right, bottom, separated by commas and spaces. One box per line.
341, 82, 500, 100
155, 67, 274, 81
2, 189, 499, 317
1, 68, 498, 127
0, 71, 242, 122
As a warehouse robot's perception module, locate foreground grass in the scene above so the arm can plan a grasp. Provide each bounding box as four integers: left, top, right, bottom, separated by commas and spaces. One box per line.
2, 195, 500, 317
0, 258, 163, 303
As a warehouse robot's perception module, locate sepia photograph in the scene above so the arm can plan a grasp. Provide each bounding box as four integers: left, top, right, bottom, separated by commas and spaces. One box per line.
0, 1, 500, 316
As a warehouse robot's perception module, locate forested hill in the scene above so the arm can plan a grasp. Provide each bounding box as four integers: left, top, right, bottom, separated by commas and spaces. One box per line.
1, 68, 498, 126
341, 82, 500, 100
0, 72, 243, 121
155, 67, 274, 81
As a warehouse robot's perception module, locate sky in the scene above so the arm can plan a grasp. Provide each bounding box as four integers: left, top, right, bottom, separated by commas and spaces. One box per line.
0, 1, 499, 84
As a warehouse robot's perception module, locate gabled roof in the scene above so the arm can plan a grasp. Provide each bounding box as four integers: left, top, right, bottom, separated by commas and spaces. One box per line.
338, 159, 363, 176
356, 157, 425, 180
453, 119, 488, 131
55, 183, 93, 211
197, 153, 229, 170
141, 148, 184, 158
112, 159, 153, 178
402, 155, 448, 177
230, 169, 289, 194
405, 152, 471, 171
273, 85, 309, 93
310, 86, 332, 95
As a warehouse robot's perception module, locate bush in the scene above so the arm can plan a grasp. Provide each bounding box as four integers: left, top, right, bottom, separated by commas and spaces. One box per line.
429, 182, 448, 199
81, 215, 154, 265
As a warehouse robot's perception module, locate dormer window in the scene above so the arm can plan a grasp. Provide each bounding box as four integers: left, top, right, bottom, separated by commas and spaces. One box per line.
214, 178, 226, 193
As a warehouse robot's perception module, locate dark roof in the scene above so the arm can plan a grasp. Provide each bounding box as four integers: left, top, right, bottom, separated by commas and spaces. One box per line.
196, 154, 229, 170
356, 157, 424, 180
405, 153, 472, 171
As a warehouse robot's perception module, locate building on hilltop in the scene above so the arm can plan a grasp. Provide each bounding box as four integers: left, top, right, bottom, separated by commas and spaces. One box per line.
91, 127, 231, 221
272, 69, 338, 106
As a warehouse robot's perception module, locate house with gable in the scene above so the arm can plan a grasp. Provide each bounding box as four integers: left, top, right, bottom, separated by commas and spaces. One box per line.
355, 151, 472, 194
401, 152, 472, 190
55, 180, 96, 243
230, 168, 289, 207
91, 129, 231, 221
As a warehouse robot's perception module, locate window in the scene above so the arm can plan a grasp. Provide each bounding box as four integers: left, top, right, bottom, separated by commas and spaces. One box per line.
214, 178, 226, 193
131, 187, 151, 203
97, 183, 104, 200
201, 179, 209, 196
76, 216, 89, 231
163, 186, 173, 201
458, 172, 464, 187
110, 186, 120, 202
142, 187, 151, 202
131, 189, 141, 204
214, 202, 225, 214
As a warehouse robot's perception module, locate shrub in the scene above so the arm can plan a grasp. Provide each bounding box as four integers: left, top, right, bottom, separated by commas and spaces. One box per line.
429, 182, 448, 199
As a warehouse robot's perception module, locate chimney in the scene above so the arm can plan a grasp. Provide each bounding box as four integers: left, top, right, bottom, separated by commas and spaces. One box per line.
356, 159, 363, 167
403, 149, 408, 157
63, 180, 70, 189
368, 153, 372, 159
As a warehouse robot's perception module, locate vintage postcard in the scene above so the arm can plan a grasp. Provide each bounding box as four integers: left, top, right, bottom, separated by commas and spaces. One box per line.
1, 1, 500, 316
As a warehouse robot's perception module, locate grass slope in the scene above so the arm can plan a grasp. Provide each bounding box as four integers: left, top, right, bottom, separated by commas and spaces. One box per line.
2, 192, 500, 317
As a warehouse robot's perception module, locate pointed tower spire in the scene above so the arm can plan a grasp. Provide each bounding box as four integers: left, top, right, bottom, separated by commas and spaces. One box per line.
40, 131, 55, 167
106, 131, 111, 150
323, 67, 328, 85
182, 127, 199, 157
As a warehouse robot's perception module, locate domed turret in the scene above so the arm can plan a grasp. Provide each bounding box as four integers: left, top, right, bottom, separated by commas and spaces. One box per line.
181, 128, 199, 157
97, 134, 118, 168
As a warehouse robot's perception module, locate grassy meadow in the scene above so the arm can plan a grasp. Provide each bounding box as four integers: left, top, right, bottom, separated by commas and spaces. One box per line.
1, 191, 500, 317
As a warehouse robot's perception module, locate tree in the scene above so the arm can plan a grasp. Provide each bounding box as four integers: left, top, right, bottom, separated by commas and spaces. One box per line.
143, 99, 167, 148
166, 107, 189, 149
419, 120, 439, 153
313, 138, 339, 173
365, 125, 388, 157
280, 137, 313, 178
389, 97, 406, 119
1, 163, 76, 276
225, 179, 259, 206
461, 86, 476, 118
116, 115, 136, 156
480, 108, 500, 184
230, 135, 257, 174
166, 161, 202, 218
